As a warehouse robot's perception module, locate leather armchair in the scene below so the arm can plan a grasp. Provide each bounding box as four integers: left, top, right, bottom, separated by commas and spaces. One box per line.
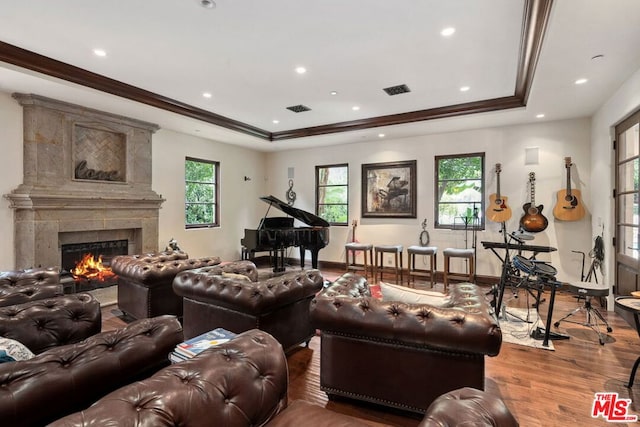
0, 293, 101, 354
111, 251, 221, 319
310, 273, 502, 414
173, 260, 323, 352
0, 267, 63, 307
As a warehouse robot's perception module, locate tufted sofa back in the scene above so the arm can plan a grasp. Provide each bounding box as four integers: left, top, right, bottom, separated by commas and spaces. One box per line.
0, 267, 62, 307
0, 315, 184, 427
50, 329, 288, 427
174, 267, 322, 313
311, 281, 501, 356
0, 293, 101, 354
111, 252, 221, 287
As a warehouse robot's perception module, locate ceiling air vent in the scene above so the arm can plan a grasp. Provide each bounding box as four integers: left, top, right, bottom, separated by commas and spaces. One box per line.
286, 104, 311, 113
383, 84, 411, 96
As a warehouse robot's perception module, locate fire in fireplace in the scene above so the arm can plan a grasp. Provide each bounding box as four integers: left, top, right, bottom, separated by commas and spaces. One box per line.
61, 240, 128, 291
71, 253, 116, 281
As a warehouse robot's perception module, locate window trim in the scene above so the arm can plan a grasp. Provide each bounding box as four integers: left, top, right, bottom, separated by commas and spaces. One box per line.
315, 163, 349, 226
185, 156, 220, 229
434, 152, 485, 230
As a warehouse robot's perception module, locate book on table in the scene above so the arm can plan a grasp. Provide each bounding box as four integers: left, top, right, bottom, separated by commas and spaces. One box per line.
173, 328, 237, 359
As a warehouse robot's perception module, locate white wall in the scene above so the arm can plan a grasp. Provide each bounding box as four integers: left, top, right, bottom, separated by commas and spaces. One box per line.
152, 129, 267, 261
591, 67, 640, 307
0, 92, 23, 269
266, 118, 592, 283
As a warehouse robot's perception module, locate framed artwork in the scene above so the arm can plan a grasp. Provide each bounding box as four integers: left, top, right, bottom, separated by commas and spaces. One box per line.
361, 160, 417, 218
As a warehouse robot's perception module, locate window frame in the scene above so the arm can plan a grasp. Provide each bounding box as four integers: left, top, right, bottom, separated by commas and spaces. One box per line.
185, 156, 220, 229
434, 152, 485, 230
315, 163, 349, 226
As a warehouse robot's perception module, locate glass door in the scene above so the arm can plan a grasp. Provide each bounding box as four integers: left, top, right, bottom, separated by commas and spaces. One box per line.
615, 111, 640, 297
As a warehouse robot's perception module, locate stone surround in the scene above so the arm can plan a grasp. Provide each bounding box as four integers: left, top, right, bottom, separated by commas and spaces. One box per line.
5, 94, 164, 269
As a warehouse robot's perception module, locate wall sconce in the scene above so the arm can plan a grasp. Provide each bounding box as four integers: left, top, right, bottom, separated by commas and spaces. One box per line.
244, 176, 252, 181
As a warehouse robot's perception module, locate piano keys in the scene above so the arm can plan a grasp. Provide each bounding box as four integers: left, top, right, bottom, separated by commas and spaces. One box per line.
241, 195, 330, 272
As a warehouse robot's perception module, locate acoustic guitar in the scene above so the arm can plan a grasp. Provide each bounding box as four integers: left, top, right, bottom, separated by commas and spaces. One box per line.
520, 172, 549, 232
486, 163, 512, 223
553, 157, 585, 221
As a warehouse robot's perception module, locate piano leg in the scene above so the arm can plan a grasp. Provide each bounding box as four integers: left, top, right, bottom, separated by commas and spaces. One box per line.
310, 249, 320, 270
272, 247, 286, 273
299, 246, 306, 269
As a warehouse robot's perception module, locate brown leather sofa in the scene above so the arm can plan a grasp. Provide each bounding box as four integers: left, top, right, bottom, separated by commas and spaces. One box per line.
0, 315, 183, 427
310, 273, 502, 414
111, 251, 221, 319
51, 329, 518, 427
172, 260, 324, 352
0, 267, 63, 307
0, 293, 101, 354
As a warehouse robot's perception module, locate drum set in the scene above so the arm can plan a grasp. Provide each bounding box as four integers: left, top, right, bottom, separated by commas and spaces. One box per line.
503, 254, 566, 347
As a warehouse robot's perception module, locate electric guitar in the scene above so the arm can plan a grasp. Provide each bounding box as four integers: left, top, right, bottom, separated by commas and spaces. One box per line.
553, 157, 585, 221
486, 163, 512, 223
520, 172, 549, 232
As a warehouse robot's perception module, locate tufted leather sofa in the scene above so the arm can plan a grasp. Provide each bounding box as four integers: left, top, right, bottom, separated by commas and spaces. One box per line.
0, 315, 183, 427
0, 293, 101, 354
173, 260, 324, 352
310, 272, 502, 414
51, 329, 517, 427
0, 267, 63, 307
111, 251, 221, 319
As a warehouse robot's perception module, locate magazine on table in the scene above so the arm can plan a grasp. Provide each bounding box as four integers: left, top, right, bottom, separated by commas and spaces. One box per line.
174, 328, 237, 359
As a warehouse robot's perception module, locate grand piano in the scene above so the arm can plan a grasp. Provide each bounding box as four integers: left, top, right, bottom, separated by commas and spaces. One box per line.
241, 195, 330, 272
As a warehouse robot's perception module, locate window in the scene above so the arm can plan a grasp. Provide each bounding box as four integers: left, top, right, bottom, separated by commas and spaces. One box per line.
435, 153, 485, 229
316, 164, 348, 225
185, 157, 219, 228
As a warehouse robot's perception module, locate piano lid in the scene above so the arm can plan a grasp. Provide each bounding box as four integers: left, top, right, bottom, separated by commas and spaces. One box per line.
260, 195, 330, 228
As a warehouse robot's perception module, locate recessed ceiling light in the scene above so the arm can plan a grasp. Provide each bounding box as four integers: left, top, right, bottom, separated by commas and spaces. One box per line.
272, 120, 280, 124
199, 0, 216, 9
202, 92, 212, 98
352, 106, 360, 111
441, 27, 456, 37
378, 133, 385, 138
93, 49, 107, 57
536, 113, 545, 119
575, 78, 588, 85
460, 86, 470, 92
330, 91, 338, 96
295, 66, 307, 74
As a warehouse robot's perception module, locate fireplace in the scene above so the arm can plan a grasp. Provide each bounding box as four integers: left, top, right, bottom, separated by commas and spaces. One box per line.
61, 239, 128, 272
5, 94, 165, 272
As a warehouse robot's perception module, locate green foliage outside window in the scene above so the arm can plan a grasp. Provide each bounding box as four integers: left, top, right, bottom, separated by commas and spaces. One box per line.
435, 153, 484, 229
316, 164, 348, 225
185, 157, 219, 228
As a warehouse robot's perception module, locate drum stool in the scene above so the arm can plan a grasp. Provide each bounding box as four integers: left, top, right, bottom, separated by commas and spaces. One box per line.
345, 242, 374, 280
443, 248, 475, 291
554, 281, 612, 345
374, 244, 404, 284
407, 245, 437, 288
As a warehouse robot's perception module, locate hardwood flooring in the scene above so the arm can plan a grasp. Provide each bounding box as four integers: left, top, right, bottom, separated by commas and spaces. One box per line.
100, 267, 640, 426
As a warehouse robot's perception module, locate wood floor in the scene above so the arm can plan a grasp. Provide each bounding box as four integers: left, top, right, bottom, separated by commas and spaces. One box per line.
101, 267, 640, 427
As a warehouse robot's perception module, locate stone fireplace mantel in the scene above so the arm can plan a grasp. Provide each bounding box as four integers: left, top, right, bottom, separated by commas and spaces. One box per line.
6, 94, 164, 269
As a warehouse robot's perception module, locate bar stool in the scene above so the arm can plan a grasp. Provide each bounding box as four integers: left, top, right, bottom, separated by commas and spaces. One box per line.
374, 244, 404, 284
407, 245, 438, 288
345, 242, 374, 279
443, 248, 475, 291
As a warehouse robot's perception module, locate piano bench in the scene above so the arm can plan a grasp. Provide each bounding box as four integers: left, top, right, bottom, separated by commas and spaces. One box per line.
173, 263, 324, 353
